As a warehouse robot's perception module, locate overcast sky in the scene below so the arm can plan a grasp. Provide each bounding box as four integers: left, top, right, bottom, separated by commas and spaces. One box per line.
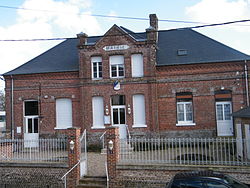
0, 0, 250, 89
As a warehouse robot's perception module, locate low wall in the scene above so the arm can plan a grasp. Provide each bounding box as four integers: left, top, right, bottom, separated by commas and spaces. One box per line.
114, 164, 250, 188
0, 163, 68, 188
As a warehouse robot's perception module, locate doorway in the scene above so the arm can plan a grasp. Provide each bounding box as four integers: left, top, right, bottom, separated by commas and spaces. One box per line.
111, 95, 127, 139
216, 101, 233, 136
24, 101, 39, 148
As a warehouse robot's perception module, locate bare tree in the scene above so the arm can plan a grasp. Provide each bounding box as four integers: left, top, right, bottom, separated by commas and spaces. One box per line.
0, 90, 5, 111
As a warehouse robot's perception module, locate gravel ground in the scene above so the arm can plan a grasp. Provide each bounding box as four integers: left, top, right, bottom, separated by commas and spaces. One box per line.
87, 152, 107, 177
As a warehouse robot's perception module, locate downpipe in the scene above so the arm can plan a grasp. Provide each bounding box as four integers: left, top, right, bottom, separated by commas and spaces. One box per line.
245, 60, 249, 106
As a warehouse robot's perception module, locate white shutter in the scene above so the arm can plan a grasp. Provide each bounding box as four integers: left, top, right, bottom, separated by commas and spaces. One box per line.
110, 55, 124, 65
91, 56, 102, 63
92, 96, 104, 128
56, 98, 72, 129
131, 54, 143, 77
133, 94, 146, 127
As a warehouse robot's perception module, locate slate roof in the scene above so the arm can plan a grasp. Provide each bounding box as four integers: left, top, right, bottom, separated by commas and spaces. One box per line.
157, 29, 250, 66
232, 107, 250, 118
4, 26, 250, 76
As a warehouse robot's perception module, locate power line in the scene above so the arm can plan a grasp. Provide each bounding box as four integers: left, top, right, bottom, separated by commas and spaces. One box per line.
1, 17, 250, 42
0, 5, 207, 25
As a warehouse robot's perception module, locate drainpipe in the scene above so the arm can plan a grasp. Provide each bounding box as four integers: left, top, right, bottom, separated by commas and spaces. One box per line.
11, 75, 14, 139
245, 60, 249, 106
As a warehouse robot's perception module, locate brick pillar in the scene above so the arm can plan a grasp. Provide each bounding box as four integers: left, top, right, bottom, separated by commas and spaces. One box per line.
66, 127, 81, 188
106, 126, 120, 188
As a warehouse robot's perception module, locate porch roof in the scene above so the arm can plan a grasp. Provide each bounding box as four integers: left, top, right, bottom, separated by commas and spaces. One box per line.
232, 107, 250, 118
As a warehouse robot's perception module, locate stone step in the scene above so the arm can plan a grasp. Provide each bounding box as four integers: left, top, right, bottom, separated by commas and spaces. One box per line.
77, 176, 107, 188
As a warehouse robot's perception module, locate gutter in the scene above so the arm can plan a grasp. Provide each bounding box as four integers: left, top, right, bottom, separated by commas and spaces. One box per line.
245, 60, 249, 106
11, 75, 14, 139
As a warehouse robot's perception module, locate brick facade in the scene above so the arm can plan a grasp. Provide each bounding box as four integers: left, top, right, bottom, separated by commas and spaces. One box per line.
3, 14, 250, 143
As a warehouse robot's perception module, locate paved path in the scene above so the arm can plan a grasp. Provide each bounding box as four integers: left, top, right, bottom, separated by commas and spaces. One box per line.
87, 152, 107, 177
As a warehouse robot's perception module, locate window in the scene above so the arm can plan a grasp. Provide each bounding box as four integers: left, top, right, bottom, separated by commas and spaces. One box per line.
176, 93, 195, 126
91, 56, 102, 79
25, 101, 38, 116
131, 54, 143, 77
133, 94, 146, 127
92, 96, 104, 128
110, 55, 124, 78
56, 98, 72, 129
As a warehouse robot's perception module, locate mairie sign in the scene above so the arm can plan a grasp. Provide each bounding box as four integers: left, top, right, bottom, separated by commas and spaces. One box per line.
103, 45, 129, 51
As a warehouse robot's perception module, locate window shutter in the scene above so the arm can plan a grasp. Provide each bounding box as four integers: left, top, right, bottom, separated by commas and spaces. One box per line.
110, 55, 124, 65
131, 54, 143, 77
92, 96, 104, 128
56, 98, 72, 129
133, 94, 146, 127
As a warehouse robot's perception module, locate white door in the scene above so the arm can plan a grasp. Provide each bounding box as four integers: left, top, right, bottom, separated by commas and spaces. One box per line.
24, 116, 39, 148
111, 105, 127, 139
216, 101, 233, 136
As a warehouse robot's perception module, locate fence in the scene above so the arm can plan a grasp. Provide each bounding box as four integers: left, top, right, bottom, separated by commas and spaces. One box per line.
0, 138, 68, 163
119, 137, 250, 166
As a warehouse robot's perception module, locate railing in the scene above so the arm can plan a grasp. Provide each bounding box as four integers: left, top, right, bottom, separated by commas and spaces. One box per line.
119, 137, 250, 166
105, 161, 109, 188
61, 160, 80, 188
100, 131, 106, 150
0, 138, 68, 163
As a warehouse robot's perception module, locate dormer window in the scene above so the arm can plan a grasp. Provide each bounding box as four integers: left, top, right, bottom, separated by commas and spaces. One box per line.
91, 56, 102, 80
110, 55, 125, 78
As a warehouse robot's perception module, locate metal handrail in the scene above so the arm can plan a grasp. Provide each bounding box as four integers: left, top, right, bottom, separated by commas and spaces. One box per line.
105, 161, 109, 188
100, 131, 106, 149
61, 160, 80, 188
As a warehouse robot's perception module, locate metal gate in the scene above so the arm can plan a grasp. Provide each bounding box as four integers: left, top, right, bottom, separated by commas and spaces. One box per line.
80, 129, 87, 177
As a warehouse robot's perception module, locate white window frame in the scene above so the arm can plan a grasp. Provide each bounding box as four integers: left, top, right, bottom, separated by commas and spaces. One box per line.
132, 94, 147, 128
176, 101, 195, 126
109, 55, 125, 78
91, 56, 102, 80
131, 54, 144, 78
92, 96, 105, 129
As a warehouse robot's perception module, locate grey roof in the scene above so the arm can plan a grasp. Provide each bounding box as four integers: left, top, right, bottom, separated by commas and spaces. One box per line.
232, 107, 250, 118
157, 29, 250, 66
4, 38, 79, 76
4, 27, 250, 76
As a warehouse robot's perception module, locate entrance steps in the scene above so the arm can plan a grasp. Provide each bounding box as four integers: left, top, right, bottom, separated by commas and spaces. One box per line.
77, 176, 107, 188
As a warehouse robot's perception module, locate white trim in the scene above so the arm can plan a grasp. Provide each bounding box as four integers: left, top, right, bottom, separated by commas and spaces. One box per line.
91, 126, 105, 130
132, 124, 147, 128
176, 123, 196, 126
91, 56, 102, 80
54, 126, 72, 130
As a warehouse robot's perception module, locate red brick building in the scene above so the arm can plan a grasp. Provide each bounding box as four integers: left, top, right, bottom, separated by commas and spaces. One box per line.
3, 14, 250, 143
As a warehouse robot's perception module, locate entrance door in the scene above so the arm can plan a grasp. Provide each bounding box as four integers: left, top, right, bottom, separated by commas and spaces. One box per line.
24, 101, 39, 148
216, 101, 233, 136
24, 116, 39, 148
111, 95, 127, 139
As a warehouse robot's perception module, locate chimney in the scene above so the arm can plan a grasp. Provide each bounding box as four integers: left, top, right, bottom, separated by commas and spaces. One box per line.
146, 14, 158, 43
77, 32, 88, 46
150, 14, 158, 30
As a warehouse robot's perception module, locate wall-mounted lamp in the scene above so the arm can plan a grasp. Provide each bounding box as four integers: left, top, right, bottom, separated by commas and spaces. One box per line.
105, 105, 109, 115
44, 95, 48, 99
69, 140, 75, 151
221, 86, 225, 90
127, 104, 131, 114
108, 140, 114, 151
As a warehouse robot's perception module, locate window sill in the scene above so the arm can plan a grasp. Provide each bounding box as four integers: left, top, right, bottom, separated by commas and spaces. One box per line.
92, 78, 103, 80
132, 124, 147, 128
54, 126, 72, 130
91, 126, 105, 130
176, 123, 196, 127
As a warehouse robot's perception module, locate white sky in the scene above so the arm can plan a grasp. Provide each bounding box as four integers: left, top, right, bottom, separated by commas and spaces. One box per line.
0, 0, 250, 89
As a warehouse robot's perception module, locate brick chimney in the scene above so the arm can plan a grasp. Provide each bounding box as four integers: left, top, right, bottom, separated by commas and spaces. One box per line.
146, 14, 158, 43
77, 32, 88, 46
